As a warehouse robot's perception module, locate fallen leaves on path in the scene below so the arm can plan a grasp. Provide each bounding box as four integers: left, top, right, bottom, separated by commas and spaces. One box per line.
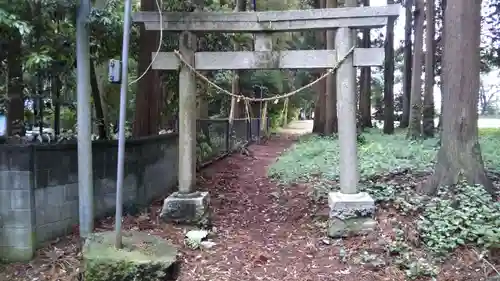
0, 134, 498, 281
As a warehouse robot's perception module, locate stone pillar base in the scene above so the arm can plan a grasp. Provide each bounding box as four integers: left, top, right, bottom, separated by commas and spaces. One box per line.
160, 191, 211, 227
327, 191, 376, 238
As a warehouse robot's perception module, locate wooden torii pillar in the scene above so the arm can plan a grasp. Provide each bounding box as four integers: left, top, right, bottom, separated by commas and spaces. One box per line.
133, 5, 400, 233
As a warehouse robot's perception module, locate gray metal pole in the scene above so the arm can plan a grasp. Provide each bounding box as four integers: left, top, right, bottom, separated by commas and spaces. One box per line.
76, 0, 94, 238
114, 0, 133, 249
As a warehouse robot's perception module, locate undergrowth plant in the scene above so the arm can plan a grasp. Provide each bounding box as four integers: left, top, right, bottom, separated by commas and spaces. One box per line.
268, 129, 500, 258
418, 183, 500, 255
389, 226, 439, 279
196, 132, 213, 164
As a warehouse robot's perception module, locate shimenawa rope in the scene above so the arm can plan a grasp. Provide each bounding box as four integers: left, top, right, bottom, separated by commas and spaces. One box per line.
172, 46, 356, 103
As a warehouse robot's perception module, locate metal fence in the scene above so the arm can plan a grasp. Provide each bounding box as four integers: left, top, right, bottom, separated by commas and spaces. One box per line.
184, 118, 268, 163
196, 118, 269, 163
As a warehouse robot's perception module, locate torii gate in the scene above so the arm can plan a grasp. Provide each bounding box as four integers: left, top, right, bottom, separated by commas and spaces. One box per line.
133, 4, 400, 236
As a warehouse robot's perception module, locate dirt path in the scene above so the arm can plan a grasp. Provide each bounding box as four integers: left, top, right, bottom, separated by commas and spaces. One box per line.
174, 135, 481, 281
176, 136, 337, 280
164, 135, 392, 281
277, 120, 313, 135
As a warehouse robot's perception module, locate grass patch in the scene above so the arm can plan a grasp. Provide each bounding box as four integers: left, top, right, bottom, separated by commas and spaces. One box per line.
479, 128, 500, 169
268, 129, 439, 185
269, 128, 500, 184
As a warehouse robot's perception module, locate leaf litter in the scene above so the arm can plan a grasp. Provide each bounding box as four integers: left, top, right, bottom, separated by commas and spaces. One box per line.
0, 134, 498, 281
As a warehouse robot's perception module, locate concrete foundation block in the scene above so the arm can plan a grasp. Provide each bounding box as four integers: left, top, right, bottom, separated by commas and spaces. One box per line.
327, 191, 376, 238
160, 191, 210, 226
83, 231, 179, 281
0, 246, 35, 262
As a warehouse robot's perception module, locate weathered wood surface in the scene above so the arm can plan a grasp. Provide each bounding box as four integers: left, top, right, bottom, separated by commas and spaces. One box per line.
177, 31, 197, 193
143, 17, 388, 31
152, 48, 384, 70
254, 34, 273, 51
133, 5, 401, 31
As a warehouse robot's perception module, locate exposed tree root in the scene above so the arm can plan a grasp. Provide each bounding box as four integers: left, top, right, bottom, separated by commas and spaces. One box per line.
423, 141, 495, 196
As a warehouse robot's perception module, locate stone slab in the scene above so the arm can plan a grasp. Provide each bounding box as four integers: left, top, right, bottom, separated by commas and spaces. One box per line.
328, 191, 376, 238
83, 231, 179, 281
160, 191, 210, 226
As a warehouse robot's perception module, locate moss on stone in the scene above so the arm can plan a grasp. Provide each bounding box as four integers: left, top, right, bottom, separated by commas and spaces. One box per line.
83, 231, 178, 281
0, 246, 35, 262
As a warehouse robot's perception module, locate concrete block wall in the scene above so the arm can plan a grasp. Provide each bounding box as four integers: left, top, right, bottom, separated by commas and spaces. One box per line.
0, 146, 36, 261
0, 134, 178, 261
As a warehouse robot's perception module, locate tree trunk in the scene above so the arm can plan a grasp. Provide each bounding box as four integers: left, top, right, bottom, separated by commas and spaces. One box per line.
52, 73, 61, 136
359, 0, 372, 129
197, 77, 210, 142
197, 33, 211, 141
407, 0, 424, 139
133, 0, 161, 137
324, 0, 338, 134
6, 31, 24, 136
197, 94, 209, 120
90, 59, 108, 139
423, 0, 494, 196
196, 60, 209, 120
312, 75, 326, 134
95, 63, 110, 133
383, 0, 395, 134
422, 0, 435, 138
400, 1, 413, 129
229, 0, 247, 121
312, 0, 326, 134
437, 0, 447, 135
282, 98, 289, 127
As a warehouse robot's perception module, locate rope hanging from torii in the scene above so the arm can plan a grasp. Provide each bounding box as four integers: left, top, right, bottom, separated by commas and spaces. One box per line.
172, 45, 355, 103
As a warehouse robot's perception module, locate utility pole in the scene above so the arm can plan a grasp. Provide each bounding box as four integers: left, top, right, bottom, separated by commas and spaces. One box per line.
114, 0, 133, 249
76, 0, 94, 238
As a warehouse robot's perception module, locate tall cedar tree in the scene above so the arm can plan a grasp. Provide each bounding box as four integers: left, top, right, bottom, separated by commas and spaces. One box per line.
423, 0, 495, 195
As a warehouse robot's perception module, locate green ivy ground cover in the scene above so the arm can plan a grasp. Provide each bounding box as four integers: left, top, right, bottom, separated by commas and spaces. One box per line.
268, 129, 500, 266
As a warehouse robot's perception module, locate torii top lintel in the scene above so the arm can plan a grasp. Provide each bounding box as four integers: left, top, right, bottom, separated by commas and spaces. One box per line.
132, 4, 401, 32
